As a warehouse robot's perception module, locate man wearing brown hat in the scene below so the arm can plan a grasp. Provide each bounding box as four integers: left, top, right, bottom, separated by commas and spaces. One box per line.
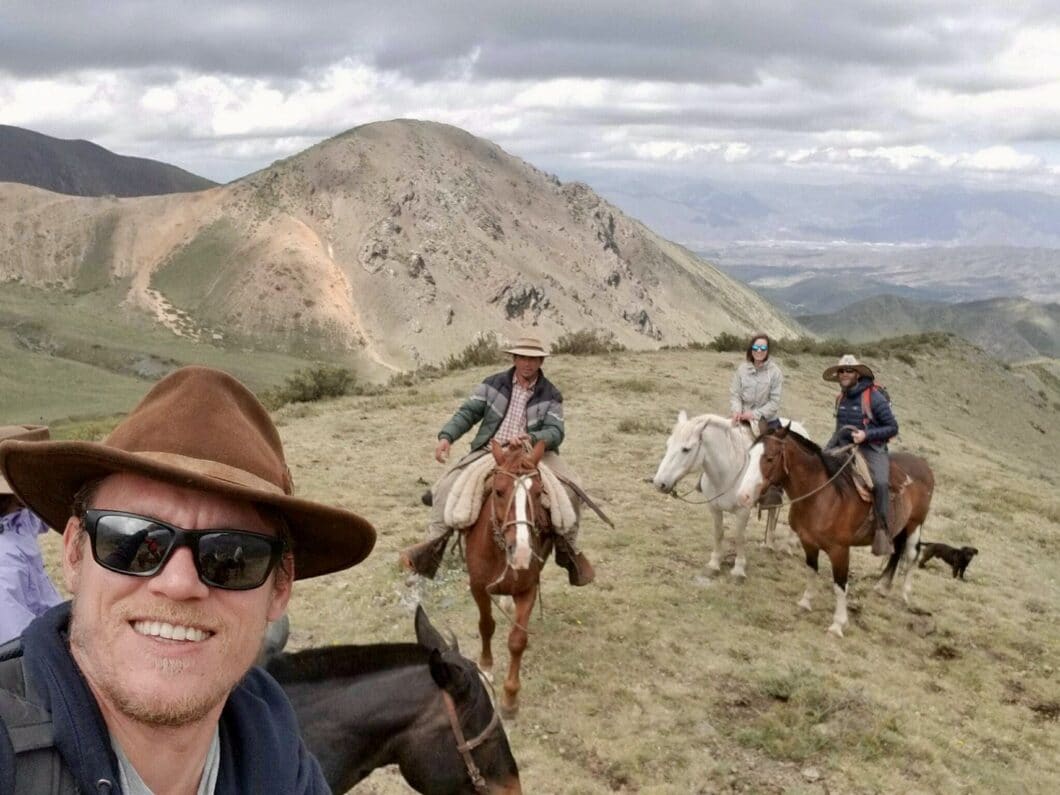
0, 366, 374, 794
823, 354, 899, 556
0, 425, 63, 644
399, 334, 594, 586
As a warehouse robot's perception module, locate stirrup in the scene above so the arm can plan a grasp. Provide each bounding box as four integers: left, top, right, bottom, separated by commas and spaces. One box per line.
399, 534, 451, 579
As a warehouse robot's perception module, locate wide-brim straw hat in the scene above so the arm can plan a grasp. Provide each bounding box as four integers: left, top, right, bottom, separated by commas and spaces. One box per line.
0, 366, 375, 580
504, 335, 550, 357
0, 425, 50, 495
822, 354, 874, 382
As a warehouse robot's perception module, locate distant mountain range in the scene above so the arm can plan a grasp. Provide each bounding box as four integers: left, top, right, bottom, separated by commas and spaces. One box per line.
0, 120, 800, 374
587, 174, 1060, 249
0, 125, 217, 197
708, 243, 1060, 311
797, 294, 1059, 362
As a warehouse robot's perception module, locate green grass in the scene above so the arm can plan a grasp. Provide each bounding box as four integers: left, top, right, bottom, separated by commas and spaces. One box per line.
0, 282, 357, 423
150, 218, 241, 317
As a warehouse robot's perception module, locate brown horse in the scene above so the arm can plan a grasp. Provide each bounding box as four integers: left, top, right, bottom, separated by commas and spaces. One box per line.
736, 425, 934, 637
466, 438, 553, 717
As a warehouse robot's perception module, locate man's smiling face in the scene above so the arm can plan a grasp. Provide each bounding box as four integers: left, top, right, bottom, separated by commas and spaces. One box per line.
63, 472, 291, 728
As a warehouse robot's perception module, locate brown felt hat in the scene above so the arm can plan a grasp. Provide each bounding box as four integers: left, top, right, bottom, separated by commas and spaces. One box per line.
0, 425, 50, 495
504, 334, 550, 358
822, 354, 875, 382
0, 366, 375, 580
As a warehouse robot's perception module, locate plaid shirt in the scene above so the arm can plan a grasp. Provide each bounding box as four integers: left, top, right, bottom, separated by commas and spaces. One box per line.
494, 376, 537, 445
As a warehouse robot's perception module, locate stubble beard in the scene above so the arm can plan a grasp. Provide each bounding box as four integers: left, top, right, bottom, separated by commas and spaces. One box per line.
69, 597, 249, 728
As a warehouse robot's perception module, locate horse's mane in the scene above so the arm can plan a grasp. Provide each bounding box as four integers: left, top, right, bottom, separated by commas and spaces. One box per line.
266, 643, 432, 683
760, 429, 857, 490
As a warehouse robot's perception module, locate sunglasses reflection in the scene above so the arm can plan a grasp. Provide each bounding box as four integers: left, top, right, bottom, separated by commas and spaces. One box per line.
88, 511, 278, 589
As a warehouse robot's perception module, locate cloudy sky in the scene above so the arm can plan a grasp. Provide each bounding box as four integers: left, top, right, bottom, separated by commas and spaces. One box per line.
1, 1, 1058, 192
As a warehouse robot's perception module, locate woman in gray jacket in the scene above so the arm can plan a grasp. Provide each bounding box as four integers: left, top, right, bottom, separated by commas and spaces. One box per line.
729, 333, 783, 429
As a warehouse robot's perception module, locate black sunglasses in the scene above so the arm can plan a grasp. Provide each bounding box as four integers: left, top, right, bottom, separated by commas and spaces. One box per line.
836, 367, 857, 374
82, 510, 286, 590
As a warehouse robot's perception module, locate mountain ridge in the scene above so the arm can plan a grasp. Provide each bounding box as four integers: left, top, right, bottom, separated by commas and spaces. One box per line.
0, 119, 802, 373
0, 125, 217, 197
797, 294, 1059, 361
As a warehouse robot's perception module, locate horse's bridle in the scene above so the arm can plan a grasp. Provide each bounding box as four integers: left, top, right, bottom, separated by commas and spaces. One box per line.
666, 425, 750, 505
757, 434, 858, 507
489, 467, 544, 553
440, 674, 503, 793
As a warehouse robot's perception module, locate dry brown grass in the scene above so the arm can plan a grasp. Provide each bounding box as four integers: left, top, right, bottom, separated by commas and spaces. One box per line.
38, 344, 1059, 793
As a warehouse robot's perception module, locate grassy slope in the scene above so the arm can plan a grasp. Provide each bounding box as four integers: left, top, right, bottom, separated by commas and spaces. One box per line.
0, 283, 360, 426
36, 344, 1059, 793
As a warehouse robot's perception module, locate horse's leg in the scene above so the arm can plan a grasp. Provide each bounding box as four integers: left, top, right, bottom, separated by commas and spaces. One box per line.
706, 505, 724, 574
797, 543, 819, 612
471, 584, 496, 675
874, 529, 908, 597
899, 527, 920, 605
501, 586, 536, 718
730, 506, 750, 579
825, 546, 851, 638
763, 506, 776, 551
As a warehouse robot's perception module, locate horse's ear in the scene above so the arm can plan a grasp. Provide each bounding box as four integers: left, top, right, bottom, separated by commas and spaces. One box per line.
428, 648, 455, 689
414, 605, 448, 652
677, 410, 688, 424
490, 438, 504, 464
777, 421, 791, 438
531, 439, 546, 465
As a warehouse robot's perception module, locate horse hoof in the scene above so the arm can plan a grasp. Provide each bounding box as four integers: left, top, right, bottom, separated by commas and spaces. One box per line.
730, 568, 747, 580
499, 702, 519, 720
827, 623, 845, 638
797, 598, 812, 612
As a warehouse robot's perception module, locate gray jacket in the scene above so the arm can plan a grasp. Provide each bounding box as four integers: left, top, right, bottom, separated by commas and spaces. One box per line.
729, 360, 783, 422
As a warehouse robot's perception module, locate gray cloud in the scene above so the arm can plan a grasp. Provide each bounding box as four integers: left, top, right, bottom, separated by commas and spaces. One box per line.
0, 1, 1056, 191
0, 1, 1041, 84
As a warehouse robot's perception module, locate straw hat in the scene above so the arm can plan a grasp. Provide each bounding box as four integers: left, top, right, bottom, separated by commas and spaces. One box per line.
822, 354, 874, 382
0, 366, 375, 580
503, 334, 550, 358
0, 425, 50, 495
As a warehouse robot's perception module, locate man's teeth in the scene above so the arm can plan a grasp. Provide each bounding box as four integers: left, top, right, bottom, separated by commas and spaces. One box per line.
132, 620, 209, 642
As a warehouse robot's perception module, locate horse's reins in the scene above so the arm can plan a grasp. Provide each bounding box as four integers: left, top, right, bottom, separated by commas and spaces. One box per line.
763, 438, 858, 507
440, 671, 503, 794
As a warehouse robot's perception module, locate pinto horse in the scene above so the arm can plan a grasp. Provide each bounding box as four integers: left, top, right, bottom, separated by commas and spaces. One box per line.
736, 425, 934, 637
267, 606, 521, 795
466, 438, 553, 718
653, 412, 807, 578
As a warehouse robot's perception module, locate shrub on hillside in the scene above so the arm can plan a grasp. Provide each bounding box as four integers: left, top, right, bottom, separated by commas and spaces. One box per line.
708, 332, 745, 352
262, 364, 357, 409
552, 329, 626, 356
442, 333, 507, 372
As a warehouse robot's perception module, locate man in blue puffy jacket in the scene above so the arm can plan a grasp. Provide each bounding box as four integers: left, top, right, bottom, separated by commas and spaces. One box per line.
823, 355, 899, 556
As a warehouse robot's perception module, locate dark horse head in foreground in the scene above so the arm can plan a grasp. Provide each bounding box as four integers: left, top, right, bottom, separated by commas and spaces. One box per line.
737, 424, 934, 637
266, 607, 521, 794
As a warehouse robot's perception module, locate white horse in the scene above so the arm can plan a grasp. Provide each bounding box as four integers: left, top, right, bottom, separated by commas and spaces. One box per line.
652, 412, 807, 578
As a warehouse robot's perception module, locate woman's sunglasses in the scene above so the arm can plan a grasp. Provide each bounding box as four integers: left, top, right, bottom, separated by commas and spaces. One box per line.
751, 344, 768, 351
82, 510, 286, 590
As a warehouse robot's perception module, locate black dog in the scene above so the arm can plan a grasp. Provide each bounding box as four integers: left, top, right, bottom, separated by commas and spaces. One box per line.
917, 542, 979, 579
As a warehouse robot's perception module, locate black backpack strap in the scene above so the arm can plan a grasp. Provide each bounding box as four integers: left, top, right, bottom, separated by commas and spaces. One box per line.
0, 638, 75, 794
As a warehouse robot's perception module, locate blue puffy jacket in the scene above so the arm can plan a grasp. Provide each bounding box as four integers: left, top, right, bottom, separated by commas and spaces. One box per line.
827, 377, 898, 450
